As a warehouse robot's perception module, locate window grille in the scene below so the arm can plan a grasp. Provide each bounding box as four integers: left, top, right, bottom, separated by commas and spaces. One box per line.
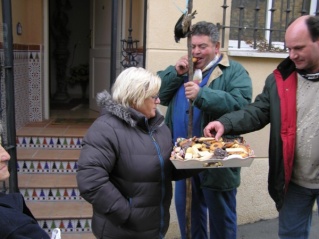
218, 0, 319, 52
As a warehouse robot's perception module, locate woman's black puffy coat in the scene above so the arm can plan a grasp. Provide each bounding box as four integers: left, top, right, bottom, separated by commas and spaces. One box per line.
76, 91, 199, 239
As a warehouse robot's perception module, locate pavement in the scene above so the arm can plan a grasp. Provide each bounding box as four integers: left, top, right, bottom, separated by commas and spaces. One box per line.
237, 212, 319, 239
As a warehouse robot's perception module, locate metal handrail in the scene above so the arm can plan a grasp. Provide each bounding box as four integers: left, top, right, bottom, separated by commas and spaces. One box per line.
1, 0, 19, 193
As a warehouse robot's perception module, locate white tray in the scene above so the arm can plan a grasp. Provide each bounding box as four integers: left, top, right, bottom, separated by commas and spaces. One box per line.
171, 154, 254, 169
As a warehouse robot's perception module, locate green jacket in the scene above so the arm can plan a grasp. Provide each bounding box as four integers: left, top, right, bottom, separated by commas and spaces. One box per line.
158, 54, 252, 190
218, 57, 298, 210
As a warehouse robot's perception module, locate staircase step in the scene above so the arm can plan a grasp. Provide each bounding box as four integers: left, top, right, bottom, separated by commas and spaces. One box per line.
18, 160, 79, 173
26, 201, 93, 233
17, 148, 80, 173
19, 173, 77, 188
16, 121, 90, 149
17, 148, 81, 160
16, 135, 84, 149
16, 120, 90, 137
56, 232, 95, 239
15, 119, 96, 237
16, 123, 88, 149
18, 173, 82, 200
27, 200, 92, 220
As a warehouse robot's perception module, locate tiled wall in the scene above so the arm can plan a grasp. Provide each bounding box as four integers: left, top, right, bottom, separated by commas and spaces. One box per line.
0, 43, 43, 134
28, 47, 43, 123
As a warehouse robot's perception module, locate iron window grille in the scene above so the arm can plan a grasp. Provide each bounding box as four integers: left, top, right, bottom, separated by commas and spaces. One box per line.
218, 0, 318, 52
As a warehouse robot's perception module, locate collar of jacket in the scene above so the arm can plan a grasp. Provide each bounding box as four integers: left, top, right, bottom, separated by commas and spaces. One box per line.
96, 90, 164, 130
129, 107, 165, 132
206, 53, 229, 86
96, 90, 136, 127
276, 57, 297, 80
277, 57, 319, 82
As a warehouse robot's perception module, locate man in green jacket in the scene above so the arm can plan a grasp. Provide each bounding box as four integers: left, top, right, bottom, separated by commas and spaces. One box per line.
157, 21, 252, 239
204, 15, 319, 239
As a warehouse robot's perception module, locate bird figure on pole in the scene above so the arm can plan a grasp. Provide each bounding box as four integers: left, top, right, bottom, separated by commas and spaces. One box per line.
174, 9, 197, 43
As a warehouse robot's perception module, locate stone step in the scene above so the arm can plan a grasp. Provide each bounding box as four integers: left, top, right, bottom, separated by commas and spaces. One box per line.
27, 200, 92, 220
17, 148, 80, 173
16, 135, 84, 149
26, 201, 93, 234
15, 120, 96, 237
16, 120, 90, 149
18, 160, 79, 173
17, 148, 81, 161
16, 119, 91, 138
18, 173, 77, 188
54, 232, 96, 239
18, 173, 82, 200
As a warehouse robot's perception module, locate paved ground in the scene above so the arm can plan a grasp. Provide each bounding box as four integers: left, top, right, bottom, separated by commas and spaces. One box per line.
237, 212, 319, 239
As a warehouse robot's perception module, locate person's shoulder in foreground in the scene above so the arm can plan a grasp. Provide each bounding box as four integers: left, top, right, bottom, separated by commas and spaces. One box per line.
0, 144, 50, 239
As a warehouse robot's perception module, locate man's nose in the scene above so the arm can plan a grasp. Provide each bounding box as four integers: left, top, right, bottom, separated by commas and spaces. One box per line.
192, 47, 200, 55
289, 49, 297, 59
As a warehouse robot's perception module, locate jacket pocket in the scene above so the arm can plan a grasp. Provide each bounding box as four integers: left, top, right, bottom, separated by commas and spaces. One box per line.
201, 168, 241, 190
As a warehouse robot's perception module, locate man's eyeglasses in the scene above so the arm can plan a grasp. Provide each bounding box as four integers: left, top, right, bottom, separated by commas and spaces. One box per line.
151, 94, 160, 100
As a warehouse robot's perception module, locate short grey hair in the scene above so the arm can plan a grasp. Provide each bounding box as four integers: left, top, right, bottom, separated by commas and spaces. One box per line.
192, 21, 220, 43
112, 67, 161, 108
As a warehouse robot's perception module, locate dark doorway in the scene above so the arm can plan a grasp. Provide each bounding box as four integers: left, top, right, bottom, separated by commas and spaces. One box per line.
49, 0, 90, 110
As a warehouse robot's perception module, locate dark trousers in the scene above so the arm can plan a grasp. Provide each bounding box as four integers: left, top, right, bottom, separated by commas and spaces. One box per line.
175, 173, 237, 239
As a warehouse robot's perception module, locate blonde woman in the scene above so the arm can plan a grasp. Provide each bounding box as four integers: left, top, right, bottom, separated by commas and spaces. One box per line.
76, 67, 200, 239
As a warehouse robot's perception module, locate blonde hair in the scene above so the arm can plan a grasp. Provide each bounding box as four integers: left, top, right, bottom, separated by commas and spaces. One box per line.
112, 67, 161, 108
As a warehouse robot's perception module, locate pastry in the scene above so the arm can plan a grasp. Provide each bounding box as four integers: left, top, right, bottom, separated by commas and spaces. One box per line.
170, 137, 252, 160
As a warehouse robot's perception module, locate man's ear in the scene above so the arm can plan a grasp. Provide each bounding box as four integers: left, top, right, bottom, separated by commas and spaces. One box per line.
215, 42, 221, 54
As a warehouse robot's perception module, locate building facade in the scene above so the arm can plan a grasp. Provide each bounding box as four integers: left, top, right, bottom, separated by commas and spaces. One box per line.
1, 0, 317, 235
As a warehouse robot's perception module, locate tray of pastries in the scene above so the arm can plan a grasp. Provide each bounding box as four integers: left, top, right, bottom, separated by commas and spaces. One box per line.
170, 137, 254, 169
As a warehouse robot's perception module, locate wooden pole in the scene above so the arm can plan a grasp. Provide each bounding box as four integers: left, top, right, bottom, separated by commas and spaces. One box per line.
186, 1, 193, 238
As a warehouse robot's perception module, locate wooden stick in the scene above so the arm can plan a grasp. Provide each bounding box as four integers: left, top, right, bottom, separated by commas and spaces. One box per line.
186, 0, 193, 238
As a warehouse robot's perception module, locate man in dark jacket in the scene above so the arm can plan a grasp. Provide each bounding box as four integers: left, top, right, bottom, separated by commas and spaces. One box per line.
204, 15, 319, 239
158, 21, 252, 239
0, 143, 50, 239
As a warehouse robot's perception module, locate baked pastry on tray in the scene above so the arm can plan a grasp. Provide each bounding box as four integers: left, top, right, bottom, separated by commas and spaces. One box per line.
170, 136, 252, 161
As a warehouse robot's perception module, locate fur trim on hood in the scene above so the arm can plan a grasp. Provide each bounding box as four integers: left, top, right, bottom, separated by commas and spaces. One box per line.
96, 90, 136, 127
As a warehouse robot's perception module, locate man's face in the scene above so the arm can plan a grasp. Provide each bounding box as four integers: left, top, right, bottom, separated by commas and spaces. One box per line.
286, 22, 319, 73
191, 35, 219, 70
0, 145, 10, 181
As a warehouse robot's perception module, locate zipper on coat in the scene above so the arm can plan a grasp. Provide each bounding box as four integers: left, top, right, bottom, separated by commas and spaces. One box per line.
150, 131, 165, 239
